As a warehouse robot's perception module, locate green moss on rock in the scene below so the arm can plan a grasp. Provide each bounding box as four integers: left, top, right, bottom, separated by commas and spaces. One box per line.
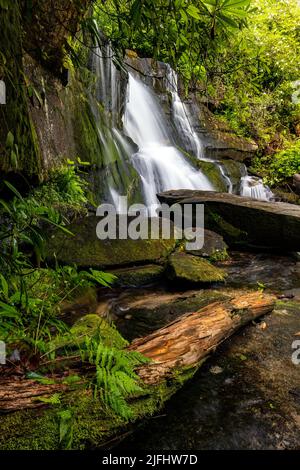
167, 252, 227, 284
109, 264, 164, 287
178, 147, 227, 192
207, 210, 248, 242
46, 216, 177, 269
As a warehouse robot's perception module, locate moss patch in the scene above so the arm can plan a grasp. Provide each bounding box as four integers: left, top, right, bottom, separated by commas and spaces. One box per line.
0, 3, 41, 176
0, 360, 203, 450
110, 264, 164, 287
207, 210, 248, 243
46, 216, 177, 269
167, 252, 227, 284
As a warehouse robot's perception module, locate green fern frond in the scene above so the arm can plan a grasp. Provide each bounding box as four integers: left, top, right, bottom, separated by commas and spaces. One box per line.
82, 340, 150, 420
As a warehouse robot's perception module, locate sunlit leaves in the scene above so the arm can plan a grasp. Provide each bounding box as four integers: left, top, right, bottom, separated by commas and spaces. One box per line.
186, 4, 201, 20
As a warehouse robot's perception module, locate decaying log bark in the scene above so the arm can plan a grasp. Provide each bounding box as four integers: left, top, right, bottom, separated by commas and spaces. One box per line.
129, 291, 275, 385
0, 291, 275, 412
0, 377, 68, 412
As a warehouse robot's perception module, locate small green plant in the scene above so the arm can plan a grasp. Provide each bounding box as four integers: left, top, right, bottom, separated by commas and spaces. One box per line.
58, 409, 74, 450
257, 281, 266, 293
32, 161, 89, 211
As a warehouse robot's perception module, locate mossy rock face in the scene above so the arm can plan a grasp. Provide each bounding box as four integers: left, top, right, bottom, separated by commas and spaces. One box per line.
185, 229, 228, 260
110, 264, 165, 287
196, 160, 227, 192
46, 216, 177, 269
167, 252, 227, 284
219, 159, 246, 194
178, 148, 227, 192
70, 314, 128, 349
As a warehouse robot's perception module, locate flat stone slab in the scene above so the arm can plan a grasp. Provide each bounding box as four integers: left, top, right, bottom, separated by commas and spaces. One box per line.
158, 190, 300, 250
109, 264, 164, 287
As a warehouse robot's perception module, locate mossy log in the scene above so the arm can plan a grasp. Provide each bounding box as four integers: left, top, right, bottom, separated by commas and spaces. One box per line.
0, 291, 275, 413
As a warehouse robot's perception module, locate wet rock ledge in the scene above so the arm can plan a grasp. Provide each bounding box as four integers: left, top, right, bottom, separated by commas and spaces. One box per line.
158, 190, 300, 251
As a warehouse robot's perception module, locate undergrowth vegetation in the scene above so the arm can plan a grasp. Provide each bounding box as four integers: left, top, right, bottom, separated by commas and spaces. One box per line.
0, 167, 147, 424
251, 140, 300, 188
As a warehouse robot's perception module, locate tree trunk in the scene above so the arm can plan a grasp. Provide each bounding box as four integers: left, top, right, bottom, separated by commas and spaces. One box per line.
0, 291, 275, 413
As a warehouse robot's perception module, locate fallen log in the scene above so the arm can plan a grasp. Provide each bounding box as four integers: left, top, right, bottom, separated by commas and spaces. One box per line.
130, 291, 275, 384
0, 291, 275, 412
0, 377, 68, 412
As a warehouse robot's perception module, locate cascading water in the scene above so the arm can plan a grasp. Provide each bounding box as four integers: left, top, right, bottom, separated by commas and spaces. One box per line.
165, 65, 273, 201
165, 66, 204, 159
91, 40, 123, 122
240, 175, 274, 200
123, 73, 215, 209
90, 39, 273, 207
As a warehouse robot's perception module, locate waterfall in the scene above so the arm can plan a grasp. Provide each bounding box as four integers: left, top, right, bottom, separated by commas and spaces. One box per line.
90, 40, 274, 207
164, 66, 242, 196
240, 175, 273, 201
91, 40, 123, 122
165, 66, 204, 159
123, 73, 215, 209
218, 164, 233, 193
164, 65, 274, 202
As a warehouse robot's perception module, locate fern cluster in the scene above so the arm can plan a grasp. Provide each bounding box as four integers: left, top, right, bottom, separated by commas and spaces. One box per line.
81, 339, 149, 420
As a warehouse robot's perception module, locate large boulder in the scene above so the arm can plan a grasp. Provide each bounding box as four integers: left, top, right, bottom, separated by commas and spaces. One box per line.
158, 190, 300, 251
293, 174, 300, 195
186, 229, 228, 260
46, 216, 177, 269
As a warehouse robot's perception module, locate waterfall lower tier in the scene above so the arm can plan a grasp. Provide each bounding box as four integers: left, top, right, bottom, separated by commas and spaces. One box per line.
131, 144, 214, 208
240, 175, 273, 201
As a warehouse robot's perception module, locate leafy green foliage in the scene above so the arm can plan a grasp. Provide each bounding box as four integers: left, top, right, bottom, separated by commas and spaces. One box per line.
252, 140, 300, 187
0, 178, 114, 354
94, 0, 251, 84
58, 409, 74, 450
210, 0, 300, 145
36, 393, 62, 405
81, 338, 149, 419
32, 162, 89, 213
